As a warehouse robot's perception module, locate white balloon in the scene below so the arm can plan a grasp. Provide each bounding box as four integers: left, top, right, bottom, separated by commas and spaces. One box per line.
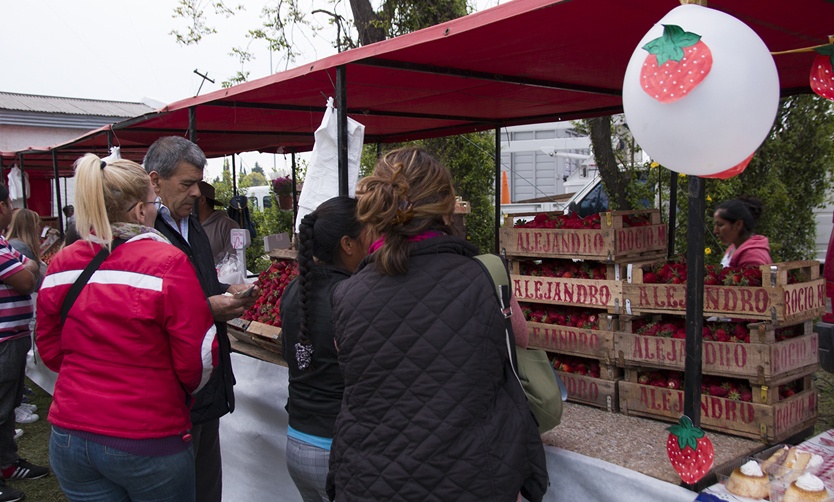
622, 4, 779, 176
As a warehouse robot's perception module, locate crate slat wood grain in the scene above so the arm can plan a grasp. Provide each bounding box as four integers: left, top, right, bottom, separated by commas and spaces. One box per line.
500, 210, 667, 262
556, 370, 619, 412
618, 380, 817, 443
622, 261, 825, 322
614, 330, 819, 384
527, 315, 617, 363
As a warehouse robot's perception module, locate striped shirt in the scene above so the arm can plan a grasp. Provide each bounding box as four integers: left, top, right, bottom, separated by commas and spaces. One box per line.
0, 235, 33, 342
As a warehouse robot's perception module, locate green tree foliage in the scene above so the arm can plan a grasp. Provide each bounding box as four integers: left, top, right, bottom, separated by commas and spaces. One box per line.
655, 95, 834, 263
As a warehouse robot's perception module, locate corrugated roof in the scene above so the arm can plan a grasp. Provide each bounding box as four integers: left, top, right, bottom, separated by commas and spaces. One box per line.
0, 92, 153, 118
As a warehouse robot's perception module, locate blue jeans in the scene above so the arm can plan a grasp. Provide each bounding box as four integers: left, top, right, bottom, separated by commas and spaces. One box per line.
49, 427, 195, 502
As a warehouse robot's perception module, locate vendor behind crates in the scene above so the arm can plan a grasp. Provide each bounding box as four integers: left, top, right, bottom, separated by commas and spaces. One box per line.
713, 197, 773, 268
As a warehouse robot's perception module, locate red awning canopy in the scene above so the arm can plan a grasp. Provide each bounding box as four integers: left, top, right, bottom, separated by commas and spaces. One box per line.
6, 0, 833, 174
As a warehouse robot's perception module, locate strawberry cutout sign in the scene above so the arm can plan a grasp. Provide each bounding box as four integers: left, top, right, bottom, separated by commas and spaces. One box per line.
640, 24, 713, 103
810, 44, 834, 101
666, 415, 714, 484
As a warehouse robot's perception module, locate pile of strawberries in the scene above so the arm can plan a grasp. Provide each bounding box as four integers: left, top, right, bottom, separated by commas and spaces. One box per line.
520, 303, 602, 329
700, 375, 753, 401
643, 260, 807, 286
514, 211, 653, 230
519, 258, 608, 279
551, 354, 602, 378
241, 259, 298, 327
630, 316, 752, 343
637, 369, 685, 390
642, 261, 764, 286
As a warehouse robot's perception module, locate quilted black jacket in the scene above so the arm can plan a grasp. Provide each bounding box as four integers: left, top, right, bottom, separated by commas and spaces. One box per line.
328, 235, 548, 501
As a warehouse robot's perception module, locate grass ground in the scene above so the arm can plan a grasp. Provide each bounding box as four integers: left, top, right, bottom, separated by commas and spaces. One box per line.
9, 378, 66, 501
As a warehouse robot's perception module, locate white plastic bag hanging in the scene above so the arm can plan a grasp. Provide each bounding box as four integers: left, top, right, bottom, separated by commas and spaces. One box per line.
7, 165, 29, 203
295, 97, 365, 231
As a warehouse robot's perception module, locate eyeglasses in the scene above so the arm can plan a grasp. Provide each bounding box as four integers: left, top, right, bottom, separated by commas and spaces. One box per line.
128, 197, 162, 211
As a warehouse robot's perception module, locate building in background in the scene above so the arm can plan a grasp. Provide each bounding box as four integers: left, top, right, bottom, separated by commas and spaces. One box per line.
0, 91, 155, 219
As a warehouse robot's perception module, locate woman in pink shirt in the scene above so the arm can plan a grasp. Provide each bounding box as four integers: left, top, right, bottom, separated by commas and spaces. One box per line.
713, 197, 772, 268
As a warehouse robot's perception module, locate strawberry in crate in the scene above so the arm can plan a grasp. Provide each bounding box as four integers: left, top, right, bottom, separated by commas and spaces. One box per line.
241, 259, 298, 327
519, 258, 607, 279
551, 354, 601, 378
520, 303, 602, 330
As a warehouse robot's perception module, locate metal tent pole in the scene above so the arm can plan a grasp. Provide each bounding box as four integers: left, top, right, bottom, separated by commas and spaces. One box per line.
53, 150, 64, 237
494, 126, 502, 254
232, 155, 237, 196
337, 65, 348, 197
683, 176, 706, 424
668, 170, 679, 258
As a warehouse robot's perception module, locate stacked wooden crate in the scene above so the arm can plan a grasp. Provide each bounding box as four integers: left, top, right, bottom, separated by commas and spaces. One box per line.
616, 260, 823, 442
501, 209, 667, 412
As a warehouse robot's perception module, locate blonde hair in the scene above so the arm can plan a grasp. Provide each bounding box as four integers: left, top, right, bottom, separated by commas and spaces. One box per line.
6, 208, 42, 260
356, 147, 456, 275
74, 153, 150, 249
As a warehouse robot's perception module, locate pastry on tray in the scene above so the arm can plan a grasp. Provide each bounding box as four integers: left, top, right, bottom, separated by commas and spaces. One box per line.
782, 473, 830, 502
725, 459, 770, 500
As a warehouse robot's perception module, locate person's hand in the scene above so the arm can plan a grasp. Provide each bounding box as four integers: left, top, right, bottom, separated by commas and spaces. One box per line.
208, 294, 249, 322
226, 283, 260, 309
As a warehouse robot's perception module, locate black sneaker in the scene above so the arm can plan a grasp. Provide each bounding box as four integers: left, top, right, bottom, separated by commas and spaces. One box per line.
0, 481, 23, 502
1, 459, 48, 480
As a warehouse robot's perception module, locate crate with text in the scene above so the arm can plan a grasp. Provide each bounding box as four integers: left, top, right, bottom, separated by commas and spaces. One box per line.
614, 315, 818, 384
551, 353, 620, 412
523, 303, 617, 363
621, 260, 825, 322
509, 258, 623, 312
500, 209, 667, 262
618, 370, 817, 443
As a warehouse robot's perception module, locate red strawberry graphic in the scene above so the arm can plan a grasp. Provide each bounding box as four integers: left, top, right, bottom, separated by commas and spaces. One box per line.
810, 44, 834, 101
666, 415, 714, 484
640, 25, 713, 103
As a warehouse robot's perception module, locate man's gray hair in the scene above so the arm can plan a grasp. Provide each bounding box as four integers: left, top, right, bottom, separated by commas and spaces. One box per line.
143, 136, 207, 178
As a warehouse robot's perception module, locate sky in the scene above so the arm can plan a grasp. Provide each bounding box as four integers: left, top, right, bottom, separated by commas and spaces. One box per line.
1, 0, 500, 181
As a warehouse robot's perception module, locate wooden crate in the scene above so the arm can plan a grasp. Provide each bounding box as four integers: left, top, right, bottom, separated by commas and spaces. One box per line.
528, 317, 616, 363
556, 370, 619, 412
499, 210, 667, 262
622, 261, 825, 322
618, 380, 818, 443
621, 368, 815, 405
511, 274, 622, 311
614, 329, 819, 384
227, 318, 283, 355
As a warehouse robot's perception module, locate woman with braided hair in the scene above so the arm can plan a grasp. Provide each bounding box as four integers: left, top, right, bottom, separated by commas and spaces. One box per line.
279, 196, 367, 502
327, 147, 548, 502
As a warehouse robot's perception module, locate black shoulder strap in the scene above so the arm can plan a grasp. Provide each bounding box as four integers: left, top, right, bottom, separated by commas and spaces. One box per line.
59, 239, 124, 324
473, 253, 520, 374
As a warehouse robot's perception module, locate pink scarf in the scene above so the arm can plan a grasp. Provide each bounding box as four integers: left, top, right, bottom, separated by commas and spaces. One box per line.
368, 231, 444, 253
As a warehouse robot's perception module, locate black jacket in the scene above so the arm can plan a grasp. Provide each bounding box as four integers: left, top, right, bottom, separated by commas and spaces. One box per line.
154, 213, 235, 424
280, 266, 349, 438
328, 235, 548, 502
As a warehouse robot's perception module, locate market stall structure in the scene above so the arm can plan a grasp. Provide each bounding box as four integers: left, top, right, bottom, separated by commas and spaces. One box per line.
11, 0, 834, 499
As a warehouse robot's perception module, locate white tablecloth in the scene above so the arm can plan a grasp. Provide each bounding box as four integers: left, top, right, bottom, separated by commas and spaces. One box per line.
28, 351, 697, 501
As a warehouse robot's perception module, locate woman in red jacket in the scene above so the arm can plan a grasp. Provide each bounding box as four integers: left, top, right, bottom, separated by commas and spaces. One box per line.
36, 153, 218, 502
714, 197, 773, 268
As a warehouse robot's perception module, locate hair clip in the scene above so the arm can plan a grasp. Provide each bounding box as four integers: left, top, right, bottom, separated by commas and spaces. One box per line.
100, 160, 107, 170
393, 199, 414, 225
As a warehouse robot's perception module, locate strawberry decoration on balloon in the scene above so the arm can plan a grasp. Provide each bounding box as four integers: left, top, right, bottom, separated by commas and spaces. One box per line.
640, 24, 713, 103
810, 44, 834, 101
666, 415, 714, 484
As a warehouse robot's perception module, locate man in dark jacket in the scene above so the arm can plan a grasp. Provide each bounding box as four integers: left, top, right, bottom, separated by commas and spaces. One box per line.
144, 136, 258, 502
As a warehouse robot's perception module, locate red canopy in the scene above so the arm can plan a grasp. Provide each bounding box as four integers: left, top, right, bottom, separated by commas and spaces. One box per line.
6, 0, 833, 174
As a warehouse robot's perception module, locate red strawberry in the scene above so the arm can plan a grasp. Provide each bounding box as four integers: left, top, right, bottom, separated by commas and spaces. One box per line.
666, 415, 714, 484
667, 377, 682, 390
810, 44, 834, 101
643, 271, 658, 284
740, 391, 753, 403
708, 385, 728, 398
714, 329, 729, 343
639, 24, 713, 104
638, 374, 650, 385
